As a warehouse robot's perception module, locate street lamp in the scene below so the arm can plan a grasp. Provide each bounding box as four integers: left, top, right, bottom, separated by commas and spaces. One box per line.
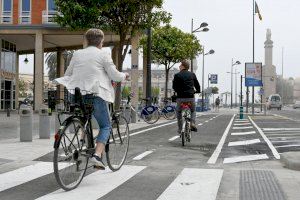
201, 47, 215, 111
227, 70, 241, 108
191, 19, 209, 73
230, 59, 241, 109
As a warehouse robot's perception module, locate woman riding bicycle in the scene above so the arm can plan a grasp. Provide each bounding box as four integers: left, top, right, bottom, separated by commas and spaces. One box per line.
172, 60, 201, 134
55, 28, 129, 169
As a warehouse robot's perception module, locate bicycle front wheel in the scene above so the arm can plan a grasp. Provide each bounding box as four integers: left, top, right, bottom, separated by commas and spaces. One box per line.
162, 106, 176, 120
53, 118, 89, 191
141, 106, 160, 124
106, 115, 130, 171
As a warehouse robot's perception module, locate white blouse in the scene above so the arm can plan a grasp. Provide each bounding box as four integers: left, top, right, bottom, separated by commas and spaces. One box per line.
55, 46, 126, 103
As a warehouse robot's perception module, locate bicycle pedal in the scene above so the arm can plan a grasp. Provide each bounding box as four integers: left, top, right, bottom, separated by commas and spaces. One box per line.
93, 165, 105, 170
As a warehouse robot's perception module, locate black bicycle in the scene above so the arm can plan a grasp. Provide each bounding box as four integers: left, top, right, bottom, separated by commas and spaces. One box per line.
53, 88, 129, 191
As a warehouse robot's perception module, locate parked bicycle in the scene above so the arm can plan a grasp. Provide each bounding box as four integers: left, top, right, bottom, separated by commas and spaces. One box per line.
53, 88, 129, 191
180, 102, 192, 146
127, 97, 176, 124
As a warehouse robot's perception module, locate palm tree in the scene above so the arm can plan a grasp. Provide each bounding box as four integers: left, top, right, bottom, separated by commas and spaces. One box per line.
45, 50, 74, 81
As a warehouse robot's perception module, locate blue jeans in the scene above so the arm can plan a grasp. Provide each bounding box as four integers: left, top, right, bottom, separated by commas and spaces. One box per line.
89, 96, 111, 144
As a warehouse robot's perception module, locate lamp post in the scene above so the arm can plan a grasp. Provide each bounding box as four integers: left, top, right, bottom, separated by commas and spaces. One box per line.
191, 19, 209, 73
201, 48, 215, 111
230, 59, 241, 109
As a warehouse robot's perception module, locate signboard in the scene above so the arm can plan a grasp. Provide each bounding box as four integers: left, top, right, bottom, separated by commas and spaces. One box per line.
245, 63, 263, 87
210, 74, 218, 84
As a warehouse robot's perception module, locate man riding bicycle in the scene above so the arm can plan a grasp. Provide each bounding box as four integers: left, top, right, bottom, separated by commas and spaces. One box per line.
55, 29, 129, 169
172, 60, 201, 134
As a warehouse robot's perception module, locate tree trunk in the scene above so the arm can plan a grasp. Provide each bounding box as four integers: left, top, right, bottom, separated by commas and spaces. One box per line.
164, 67, 169, 100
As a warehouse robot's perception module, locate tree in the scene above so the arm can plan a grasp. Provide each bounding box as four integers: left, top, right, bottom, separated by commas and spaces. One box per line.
54, 0, 171, 108
122, 86, 131, 99
45, 51, 74, 81
18, 79, 27, 98
140, 25, 202, 99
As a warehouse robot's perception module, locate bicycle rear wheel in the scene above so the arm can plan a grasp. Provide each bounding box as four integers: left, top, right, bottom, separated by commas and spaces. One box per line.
106, 115, 130, 171
53, 118, 89, 191
181, 121, 186, 146
162, 106, 176, 120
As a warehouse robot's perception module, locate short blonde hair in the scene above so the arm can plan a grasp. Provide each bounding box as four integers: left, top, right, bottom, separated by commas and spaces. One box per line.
181, 60, 190, 70
84, 29, 104, 47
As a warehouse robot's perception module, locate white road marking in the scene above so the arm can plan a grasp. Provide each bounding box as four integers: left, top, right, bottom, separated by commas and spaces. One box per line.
209, 118, 213, 121
156, 168, 223, 200
198, 123, 203, 126
275, 144, 300, 148
231, 131, 256, 136
249, 116, 280, 159
266, 133, 300, 137
235, 119, 249, 122
264, 131, 300, 134
269, 136, 300, 140
262, 128, 300, 131
133, 151, 154, 160
37, 165, 146, 200
0, 162, 69, 192
223, 154, 269, 164
205, 120, 209, 123
129, 121, 177, 137
228, 139, 261, 146
207, 114, 236, 164
232, 126, 253, 130
233, 123, 252, 126
271, 140, 300, 143
168, 136, 180, 141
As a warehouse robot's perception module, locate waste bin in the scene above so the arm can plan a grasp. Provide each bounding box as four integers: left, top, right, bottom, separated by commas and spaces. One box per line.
19, 105, 33, 142
39, 106, 50, 139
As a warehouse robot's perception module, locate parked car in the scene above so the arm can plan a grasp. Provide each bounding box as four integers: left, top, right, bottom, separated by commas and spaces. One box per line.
266, 94, 282, 110
293, 101, 300, 109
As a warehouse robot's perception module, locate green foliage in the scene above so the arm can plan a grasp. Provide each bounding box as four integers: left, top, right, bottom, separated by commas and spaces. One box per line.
122, 86, 131, 98
152, 87, 160, 97
211, 87, 219, 94
18, 79, 27, 98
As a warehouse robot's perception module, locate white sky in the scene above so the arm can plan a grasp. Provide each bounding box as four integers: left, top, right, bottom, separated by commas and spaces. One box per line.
19, 0, 300, 95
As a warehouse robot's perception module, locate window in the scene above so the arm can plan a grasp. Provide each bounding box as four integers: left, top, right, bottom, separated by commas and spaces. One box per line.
19, 0, 31, 24
1, 0, 12, 23
48, 0, 56, 11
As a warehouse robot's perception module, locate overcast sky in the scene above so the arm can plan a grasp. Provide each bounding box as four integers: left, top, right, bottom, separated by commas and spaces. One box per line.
19, 0, 300, 94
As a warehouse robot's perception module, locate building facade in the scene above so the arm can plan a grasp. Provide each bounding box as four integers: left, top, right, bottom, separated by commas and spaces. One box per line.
0, 0, 138, 111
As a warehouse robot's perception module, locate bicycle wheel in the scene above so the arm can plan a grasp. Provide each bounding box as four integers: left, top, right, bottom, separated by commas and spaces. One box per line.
181, 120, 186, 146
141, 106, 160, 124
162, 106, 176, 120
53, 118, 89, 191
106, 115, 130, 171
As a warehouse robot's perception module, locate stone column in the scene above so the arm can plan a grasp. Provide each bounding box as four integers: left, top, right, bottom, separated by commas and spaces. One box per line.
56, 49, 65, 100
130, 35, 140, 123
34, 31, 44, 111
15, 52, 20, 109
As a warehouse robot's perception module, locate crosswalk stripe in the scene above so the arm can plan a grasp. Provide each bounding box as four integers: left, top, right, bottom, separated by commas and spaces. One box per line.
262, 128, 300, 131
231, 131, 256, 136
228, 139, 260, 146
156, 168, 223, 200
169, 136, 180, 141
198, 123, 203, 126
0, 162, 69, 192
36, 165, 146, 200
264, 131, 300, 134
266, 133, 300, 137
233, 123, 252, 126
223, 154, 269, 164
235, 119, 249, 122
133, 151, 154, 160
249, 117, 280, 159
232, 126, 253, 130
275, 144, 300, 148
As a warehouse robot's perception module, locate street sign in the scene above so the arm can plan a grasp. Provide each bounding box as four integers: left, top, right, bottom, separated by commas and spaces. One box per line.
245, 63, 263, 87
210, 74, 218, 84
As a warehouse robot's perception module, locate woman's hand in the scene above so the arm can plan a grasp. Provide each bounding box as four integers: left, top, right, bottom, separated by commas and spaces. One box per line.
125, 72, 130, 81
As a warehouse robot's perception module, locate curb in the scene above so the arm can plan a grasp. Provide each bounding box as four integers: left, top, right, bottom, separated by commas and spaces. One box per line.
280, 152, 300, 171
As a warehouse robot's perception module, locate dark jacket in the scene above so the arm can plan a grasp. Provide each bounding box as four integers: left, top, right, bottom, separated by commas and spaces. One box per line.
172, 69, 201, 98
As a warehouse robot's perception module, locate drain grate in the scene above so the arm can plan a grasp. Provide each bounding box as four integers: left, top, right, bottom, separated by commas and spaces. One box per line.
240, 170, 286, 200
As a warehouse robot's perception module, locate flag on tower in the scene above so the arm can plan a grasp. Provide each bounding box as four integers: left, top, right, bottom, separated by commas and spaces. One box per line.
255, 1, 263, 21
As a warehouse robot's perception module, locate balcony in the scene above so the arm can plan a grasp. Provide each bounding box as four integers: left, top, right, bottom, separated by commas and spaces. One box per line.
42, 10, 58, 24
0, 11, 12, 24
19, 11, 31, 24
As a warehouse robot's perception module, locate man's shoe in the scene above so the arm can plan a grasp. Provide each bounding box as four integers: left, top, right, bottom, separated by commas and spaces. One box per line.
91, 154, 105, 170
190, 123, 198, 132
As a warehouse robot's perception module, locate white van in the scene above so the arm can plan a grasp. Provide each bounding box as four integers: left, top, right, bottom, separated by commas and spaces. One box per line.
266, 94, 282, 110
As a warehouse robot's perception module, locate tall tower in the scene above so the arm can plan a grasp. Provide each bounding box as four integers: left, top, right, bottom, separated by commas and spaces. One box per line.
262, 29, 277, 102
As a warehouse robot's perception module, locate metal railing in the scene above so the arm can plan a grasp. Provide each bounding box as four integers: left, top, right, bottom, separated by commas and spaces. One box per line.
0, 11, 12, 24
19, 11, 31, 24
42, 10, 58, 24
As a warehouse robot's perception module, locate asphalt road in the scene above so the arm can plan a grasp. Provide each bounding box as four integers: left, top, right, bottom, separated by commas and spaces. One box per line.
1, 110, 300, 200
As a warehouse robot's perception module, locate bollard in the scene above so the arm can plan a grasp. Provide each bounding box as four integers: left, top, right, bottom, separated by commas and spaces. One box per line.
6, 108, 10, 117
239, 106, 244, 119
19, 105, 33, 142
39, 106, 51, 139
